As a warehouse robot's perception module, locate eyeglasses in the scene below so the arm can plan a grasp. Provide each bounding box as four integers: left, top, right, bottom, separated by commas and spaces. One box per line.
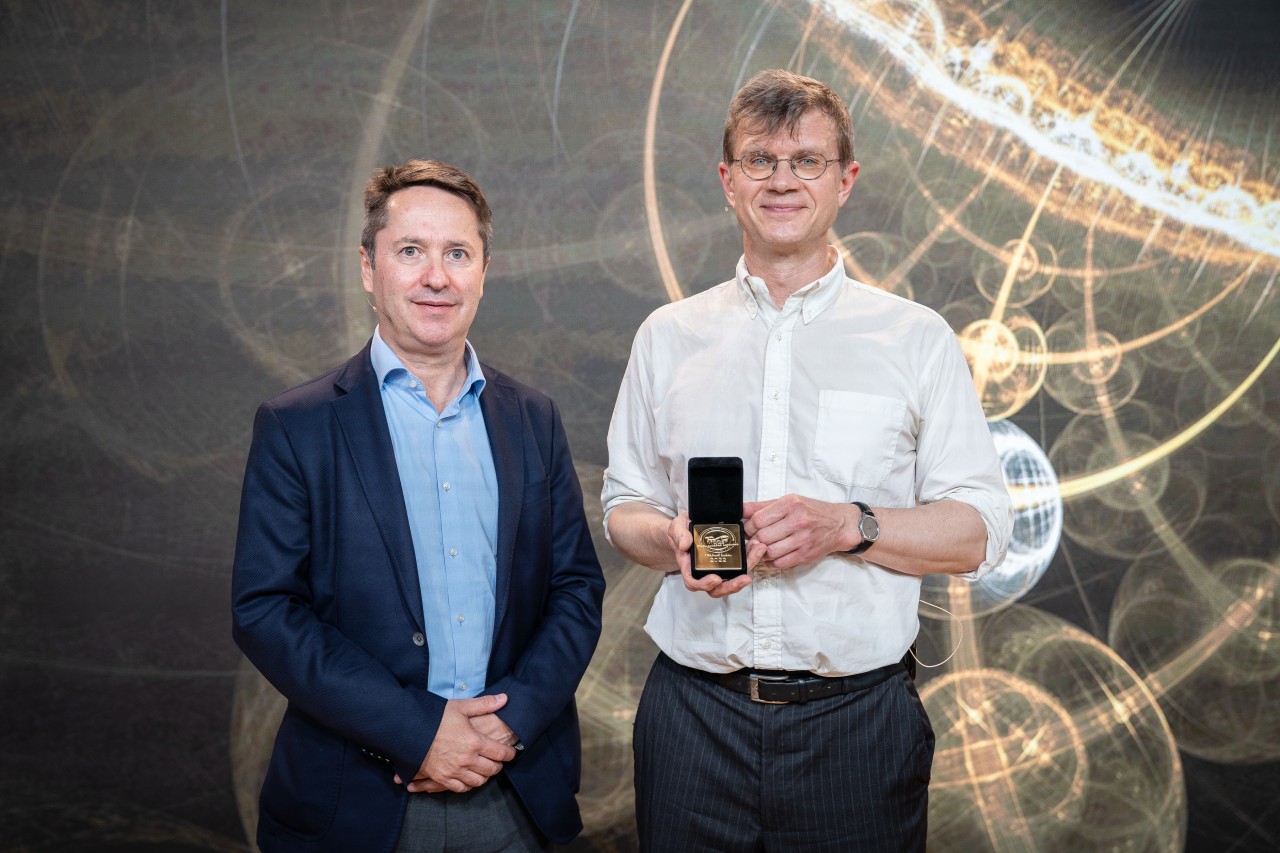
731, 154, 836, 181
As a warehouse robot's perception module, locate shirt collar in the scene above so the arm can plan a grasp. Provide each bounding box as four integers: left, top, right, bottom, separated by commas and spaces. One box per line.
370, 326, 487, 398
734, 251, 845, 324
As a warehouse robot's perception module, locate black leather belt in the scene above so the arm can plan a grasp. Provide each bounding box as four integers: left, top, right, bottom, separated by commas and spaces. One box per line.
697, 654, 909, 705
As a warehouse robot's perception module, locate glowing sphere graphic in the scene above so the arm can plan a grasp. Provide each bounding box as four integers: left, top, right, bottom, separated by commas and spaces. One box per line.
923, 605, 1185, 851
925, 418, 1061, 617
1110, 555, 1280, 765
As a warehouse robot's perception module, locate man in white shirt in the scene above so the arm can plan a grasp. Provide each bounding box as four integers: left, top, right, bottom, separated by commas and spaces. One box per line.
601, 70, 1012, 851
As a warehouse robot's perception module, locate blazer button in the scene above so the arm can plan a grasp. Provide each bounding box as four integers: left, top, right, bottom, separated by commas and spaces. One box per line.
412, 632, 425, 647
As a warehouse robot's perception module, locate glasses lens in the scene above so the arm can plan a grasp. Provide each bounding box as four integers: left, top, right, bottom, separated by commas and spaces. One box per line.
740, 156, 775, 179
737, 156, 830, 180
792, 157, 828, 179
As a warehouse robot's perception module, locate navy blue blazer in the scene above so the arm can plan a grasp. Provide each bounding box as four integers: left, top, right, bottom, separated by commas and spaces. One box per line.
232, 342, 605, 851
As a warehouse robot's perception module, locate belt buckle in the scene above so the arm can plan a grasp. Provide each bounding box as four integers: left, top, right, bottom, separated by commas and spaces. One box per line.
749, 673, 791, 704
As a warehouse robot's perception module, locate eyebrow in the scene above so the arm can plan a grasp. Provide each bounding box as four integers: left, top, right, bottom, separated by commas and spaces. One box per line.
742, 147, 824, 156
389, 236, 477, 250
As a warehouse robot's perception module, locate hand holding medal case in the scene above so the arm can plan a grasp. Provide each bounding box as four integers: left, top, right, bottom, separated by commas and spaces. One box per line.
687, 457, 746, 579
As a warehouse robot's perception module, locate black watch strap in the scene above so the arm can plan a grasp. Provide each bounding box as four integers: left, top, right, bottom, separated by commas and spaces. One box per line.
847, 501, 878, 555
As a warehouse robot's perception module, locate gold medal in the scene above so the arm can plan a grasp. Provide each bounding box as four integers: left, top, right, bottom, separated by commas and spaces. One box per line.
691, 523, 744, 572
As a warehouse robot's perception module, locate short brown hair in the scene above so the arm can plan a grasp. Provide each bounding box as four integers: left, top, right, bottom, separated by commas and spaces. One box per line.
722, 70, 855, 167
361, 159, 493, 267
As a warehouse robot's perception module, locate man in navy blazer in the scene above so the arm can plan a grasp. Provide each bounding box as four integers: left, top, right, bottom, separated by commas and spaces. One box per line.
232, 159, 605, 852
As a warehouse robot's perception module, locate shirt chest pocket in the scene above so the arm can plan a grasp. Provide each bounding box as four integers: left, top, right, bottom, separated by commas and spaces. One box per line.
812, 390, 906, 490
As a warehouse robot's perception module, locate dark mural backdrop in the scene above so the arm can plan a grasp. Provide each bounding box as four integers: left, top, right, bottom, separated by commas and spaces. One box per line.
3, 0, 1279, 850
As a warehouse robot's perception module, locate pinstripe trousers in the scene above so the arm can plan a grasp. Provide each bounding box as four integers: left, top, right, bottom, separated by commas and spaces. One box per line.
633, 653, 934, 852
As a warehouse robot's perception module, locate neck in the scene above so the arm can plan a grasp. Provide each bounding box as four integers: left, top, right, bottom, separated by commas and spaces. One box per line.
742, 243, 836, 307
397, 345, 470, 413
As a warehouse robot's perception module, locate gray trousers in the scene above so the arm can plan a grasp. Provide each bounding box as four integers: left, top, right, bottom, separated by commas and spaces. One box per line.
396, 773, 548, 853
634, 652, 934, 852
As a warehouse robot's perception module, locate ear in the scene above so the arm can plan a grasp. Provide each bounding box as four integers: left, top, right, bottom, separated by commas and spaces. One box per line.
837, 160, 860, 206
719, 161, 735, 207
360, 246, 374, 295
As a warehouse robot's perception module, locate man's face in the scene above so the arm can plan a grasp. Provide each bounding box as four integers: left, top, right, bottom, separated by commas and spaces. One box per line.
361, 185, 488, 367
719, 110, 858, 260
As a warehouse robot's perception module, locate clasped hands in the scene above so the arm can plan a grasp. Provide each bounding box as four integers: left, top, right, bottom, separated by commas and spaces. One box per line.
668, 494, 858, 598
394, 693, 518, 793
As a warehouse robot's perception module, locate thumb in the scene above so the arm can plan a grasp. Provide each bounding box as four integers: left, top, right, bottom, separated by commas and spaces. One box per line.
458, 692, 508, 716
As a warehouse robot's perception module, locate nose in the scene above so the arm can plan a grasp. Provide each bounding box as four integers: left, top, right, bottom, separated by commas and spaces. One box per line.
765, 161, 801, 190
418, 257, 448, 289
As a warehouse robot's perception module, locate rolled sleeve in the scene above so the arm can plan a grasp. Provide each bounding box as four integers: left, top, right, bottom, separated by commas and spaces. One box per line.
933, 484, 1013, 580
600, 321, 678, 540
915, 331, 1013, 580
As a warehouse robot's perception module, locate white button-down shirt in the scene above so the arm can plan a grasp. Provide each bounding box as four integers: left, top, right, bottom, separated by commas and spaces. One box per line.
602, 255, 1012, 676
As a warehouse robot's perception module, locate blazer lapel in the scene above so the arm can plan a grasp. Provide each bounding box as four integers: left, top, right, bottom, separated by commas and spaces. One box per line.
331, 344, 424, 632
479, 371, 524, 630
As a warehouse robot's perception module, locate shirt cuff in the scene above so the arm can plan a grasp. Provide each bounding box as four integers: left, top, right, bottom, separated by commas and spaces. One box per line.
935, 488, 1013, 581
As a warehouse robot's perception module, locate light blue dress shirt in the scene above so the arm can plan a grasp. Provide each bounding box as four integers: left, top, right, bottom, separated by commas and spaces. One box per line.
371, 328, 499, 700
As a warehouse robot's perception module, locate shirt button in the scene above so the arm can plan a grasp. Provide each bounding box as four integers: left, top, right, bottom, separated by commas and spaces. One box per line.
776, 332, 782, 341
442, 482, 451, 491
435, 422, 443, 430
770, 453, 778, 462
761, 640, 772, 650
459, 682, 468, 691
772, 391, 780, 400
412, 632, 425, 647
449, 548, 458, 557
456, 614, 465, 623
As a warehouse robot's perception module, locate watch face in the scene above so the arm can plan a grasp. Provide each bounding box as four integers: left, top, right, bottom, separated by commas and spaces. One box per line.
861, 513, 880, 542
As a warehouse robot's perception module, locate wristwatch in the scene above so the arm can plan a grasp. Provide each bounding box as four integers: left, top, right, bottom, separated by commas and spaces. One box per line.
847, 501, 879, 555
